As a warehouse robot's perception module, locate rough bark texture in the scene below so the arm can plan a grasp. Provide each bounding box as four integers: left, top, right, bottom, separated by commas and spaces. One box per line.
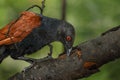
9, 25, 120, 80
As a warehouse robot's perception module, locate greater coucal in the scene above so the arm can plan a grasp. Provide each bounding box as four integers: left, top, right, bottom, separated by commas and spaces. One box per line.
0, 11, 75, 63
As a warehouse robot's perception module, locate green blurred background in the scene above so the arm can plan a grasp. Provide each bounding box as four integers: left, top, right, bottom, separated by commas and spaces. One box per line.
0, 0, 120, 80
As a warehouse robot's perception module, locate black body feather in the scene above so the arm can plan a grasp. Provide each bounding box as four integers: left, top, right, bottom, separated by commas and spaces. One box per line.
0, 16, 75, 63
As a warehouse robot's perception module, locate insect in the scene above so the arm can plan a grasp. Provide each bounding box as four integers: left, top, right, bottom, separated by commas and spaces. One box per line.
0, 5, 75, 63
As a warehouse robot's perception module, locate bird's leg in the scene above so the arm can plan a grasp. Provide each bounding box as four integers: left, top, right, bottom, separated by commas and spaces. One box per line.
48, 44, 53, 58
17, 56, 37, 64
17, 56, 53, 65
16, 56, 53, 64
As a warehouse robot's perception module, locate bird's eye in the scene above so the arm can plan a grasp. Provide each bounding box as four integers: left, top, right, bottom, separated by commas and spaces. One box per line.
66, 36, 72, 41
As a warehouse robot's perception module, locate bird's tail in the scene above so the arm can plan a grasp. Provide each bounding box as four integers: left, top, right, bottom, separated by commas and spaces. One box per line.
0, 46, 9, 64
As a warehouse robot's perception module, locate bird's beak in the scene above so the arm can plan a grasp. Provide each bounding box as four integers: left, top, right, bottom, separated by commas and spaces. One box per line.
66, 47, 72, 56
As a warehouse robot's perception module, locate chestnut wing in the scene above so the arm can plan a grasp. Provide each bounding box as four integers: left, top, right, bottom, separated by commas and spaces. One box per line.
0, 11, 41, 45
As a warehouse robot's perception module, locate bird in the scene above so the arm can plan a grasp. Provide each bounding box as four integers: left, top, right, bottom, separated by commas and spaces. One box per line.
0, 10, 75, 64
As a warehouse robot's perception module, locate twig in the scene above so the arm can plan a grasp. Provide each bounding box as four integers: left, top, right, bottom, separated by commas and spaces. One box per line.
61, 0, 67, 21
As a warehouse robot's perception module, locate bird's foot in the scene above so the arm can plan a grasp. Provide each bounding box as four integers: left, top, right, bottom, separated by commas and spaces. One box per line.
35, 55, 53, 63
17, 57, 37, 64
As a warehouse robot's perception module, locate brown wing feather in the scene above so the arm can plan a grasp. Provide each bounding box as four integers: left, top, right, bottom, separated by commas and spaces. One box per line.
0, 11, 41, 45
0, 22, 14, 40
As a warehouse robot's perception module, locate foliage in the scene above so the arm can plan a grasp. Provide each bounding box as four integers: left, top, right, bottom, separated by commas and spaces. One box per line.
0, 0, 120, 80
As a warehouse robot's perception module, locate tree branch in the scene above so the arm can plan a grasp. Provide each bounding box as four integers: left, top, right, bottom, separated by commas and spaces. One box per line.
61, 0, 67, 21
9, 25, 120, 80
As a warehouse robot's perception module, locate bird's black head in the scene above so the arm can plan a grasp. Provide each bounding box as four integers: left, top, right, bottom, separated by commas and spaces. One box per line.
57, 21, 75, 56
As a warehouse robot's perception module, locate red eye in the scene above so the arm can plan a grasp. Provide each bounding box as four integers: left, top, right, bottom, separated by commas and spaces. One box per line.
66, 36, 72, 41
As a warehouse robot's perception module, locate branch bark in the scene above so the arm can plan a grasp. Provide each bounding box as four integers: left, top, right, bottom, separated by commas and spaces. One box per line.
9, 25, 120, 80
